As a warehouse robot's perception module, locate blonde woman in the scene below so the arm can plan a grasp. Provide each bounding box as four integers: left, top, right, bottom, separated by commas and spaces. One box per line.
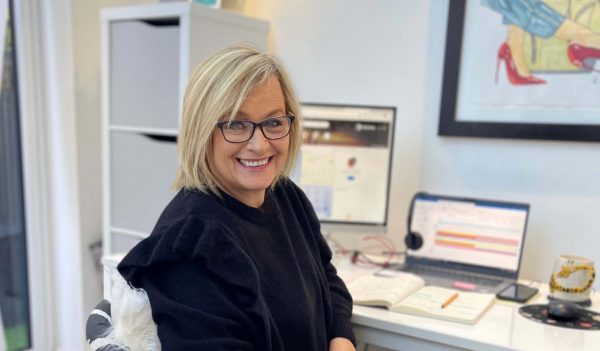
117, 46, 356, 351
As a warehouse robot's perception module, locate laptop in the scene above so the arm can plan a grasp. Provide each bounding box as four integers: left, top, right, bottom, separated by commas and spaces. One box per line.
398, 192, 530, 293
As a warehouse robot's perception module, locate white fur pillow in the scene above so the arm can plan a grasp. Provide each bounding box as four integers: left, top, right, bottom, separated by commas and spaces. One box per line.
87, 272, 161, 351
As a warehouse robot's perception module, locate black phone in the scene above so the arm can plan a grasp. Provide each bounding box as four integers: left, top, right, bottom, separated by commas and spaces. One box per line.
496, 283, 539, 303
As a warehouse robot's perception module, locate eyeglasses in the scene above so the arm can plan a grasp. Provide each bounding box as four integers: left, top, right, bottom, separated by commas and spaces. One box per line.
216, 115, 295, 143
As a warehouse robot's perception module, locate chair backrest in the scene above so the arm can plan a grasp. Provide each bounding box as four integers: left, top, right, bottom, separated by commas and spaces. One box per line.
86, 299, 126, 351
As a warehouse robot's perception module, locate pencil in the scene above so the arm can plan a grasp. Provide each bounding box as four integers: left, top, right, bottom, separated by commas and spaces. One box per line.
441, 292, 459, 309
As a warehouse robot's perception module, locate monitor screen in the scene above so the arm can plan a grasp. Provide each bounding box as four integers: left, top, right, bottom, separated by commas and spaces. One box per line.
409, 194, 530, 272
292, 103, 396, 228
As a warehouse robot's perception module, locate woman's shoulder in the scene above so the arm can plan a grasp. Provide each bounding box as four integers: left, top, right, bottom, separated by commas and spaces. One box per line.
118, 192, 250, 282
156, 188, 225, 224
117, 211, 262, 309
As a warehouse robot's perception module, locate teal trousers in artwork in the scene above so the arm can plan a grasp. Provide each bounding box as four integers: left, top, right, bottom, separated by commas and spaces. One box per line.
481, 0, 565, 38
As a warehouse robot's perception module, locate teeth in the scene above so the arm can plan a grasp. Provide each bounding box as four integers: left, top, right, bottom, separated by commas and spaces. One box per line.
240, 158, 269, 167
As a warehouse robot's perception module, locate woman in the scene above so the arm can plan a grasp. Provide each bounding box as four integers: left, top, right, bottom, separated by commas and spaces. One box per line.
117, 46, 356, 351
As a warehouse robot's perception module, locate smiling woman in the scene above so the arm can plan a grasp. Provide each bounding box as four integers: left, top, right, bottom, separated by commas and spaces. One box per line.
115, 46, 357, 351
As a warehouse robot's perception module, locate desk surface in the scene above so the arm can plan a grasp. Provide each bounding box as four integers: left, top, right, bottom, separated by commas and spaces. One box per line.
338, 262, 600, 351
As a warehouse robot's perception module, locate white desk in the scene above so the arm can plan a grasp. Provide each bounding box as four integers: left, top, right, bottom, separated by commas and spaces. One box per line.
103, 255, 600, 351
352, 299, 600, 351
338, 264, 600, 351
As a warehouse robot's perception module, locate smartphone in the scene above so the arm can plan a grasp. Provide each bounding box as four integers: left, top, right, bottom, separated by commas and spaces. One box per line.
496, 283, 539, 303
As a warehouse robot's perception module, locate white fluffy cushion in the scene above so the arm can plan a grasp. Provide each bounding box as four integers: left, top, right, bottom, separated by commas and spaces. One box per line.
92, 272, 161, 351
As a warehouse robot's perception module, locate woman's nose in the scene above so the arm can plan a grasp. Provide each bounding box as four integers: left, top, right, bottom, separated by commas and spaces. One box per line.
246, 126, 269, 151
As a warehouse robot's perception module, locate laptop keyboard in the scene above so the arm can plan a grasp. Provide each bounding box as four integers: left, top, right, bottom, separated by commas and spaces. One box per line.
407, 264, 505, 287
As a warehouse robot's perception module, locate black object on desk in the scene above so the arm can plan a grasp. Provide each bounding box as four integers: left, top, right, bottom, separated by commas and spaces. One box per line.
547, 300, 581, 321
496, 283, 538, 303
519, 303, 600, 330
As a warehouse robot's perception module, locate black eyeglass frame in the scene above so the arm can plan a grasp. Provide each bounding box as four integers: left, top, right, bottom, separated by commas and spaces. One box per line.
215, 115, 296, 143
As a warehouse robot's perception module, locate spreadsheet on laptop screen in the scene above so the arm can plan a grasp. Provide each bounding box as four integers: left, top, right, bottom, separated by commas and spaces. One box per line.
410, 196, 529, 272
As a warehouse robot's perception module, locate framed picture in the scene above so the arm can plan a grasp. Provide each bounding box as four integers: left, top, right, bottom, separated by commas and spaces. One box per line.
438, 0, 600, 142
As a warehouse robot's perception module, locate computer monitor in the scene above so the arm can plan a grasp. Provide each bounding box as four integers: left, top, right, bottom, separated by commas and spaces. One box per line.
292, 103, 396, 233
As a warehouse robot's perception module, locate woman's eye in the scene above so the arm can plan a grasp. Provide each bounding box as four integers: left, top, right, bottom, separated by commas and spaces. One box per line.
227, 121, 248, 130
263, 118, 283, 128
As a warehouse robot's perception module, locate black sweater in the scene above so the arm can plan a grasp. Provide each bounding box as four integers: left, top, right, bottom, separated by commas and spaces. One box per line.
118, 179, 355, 350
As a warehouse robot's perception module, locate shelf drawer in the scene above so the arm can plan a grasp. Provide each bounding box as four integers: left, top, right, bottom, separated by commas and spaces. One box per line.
110, 131, 178, 233
110, 19, 180, 129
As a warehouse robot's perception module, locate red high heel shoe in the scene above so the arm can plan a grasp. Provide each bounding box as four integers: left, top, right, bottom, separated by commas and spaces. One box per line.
496, 42, 546, 85
567, 43, 600, 72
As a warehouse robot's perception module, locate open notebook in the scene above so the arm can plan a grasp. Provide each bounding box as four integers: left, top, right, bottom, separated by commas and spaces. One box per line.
347, 273, 496, 325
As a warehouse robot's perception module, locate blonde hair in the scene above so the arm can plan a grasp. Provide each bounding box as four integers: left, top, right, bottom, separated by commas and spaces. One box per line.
173, 46, 302, 194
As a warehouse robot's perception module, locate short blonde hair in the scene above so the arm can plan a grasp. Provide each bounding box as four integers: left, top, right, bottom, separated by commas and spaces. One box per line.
173, 46, 302, 194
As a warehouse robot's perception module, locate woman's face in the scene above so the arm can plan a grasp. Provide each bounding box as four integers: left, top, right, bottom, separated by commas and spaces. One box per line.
210, 75, 289, 207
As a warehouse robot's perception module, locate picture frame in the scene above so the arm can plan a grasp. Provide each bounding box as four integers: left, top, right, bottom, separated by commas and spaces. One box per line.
438, 0, 600, 142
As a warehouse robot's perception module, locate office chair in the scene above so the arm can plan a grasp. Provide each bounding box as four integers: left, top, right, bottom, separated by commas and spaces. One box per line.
86, 272, 160, 351
86, 299, 126, 351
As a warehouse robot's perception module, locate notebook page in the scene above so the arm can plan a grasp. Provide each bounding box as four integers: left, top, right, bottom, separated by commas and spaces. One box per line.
347, 273, 425, 306
393, 285, 495, 322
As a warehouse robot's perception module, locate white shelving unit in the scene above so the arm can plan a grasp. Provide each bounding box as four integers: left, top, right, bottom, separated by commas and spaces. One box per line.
101, 3, 269, 256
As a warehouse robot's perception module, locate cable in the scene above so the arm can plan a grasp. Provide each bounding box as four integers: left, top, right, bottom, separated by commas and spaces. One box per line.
326, 232, 406, 268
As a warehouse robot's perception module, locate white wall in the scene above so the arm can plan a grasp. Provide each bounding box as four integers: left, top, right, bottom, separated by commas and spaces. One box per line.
246, 0, 600, 287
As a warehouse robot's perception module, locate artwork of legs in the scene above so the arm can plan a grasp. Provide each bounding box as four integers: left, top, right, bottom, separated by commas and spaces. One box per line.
483, 0, 600, 85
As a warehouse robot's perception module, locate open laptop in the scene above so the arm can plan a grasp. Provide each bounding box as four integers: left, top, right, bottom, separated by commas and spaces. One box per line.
398, 192, 530, 293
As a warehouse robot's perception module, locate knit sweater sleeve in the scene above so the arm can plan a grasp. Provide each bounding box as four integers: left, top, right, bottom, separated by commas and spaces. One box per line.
289, 182, 356, 345
317, 233, 356, 345
118, 217, 272, 351
136, 259, 258, 350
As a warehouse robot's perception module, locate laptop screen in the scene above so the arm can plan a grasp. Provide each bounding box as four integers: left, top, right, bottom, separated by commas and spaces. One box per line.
408, 193, 530, 274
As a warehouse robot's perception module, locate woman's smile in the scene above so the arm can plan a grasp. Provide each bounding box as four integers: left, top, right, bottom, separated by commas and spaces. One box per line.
237, 156, 272, 168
